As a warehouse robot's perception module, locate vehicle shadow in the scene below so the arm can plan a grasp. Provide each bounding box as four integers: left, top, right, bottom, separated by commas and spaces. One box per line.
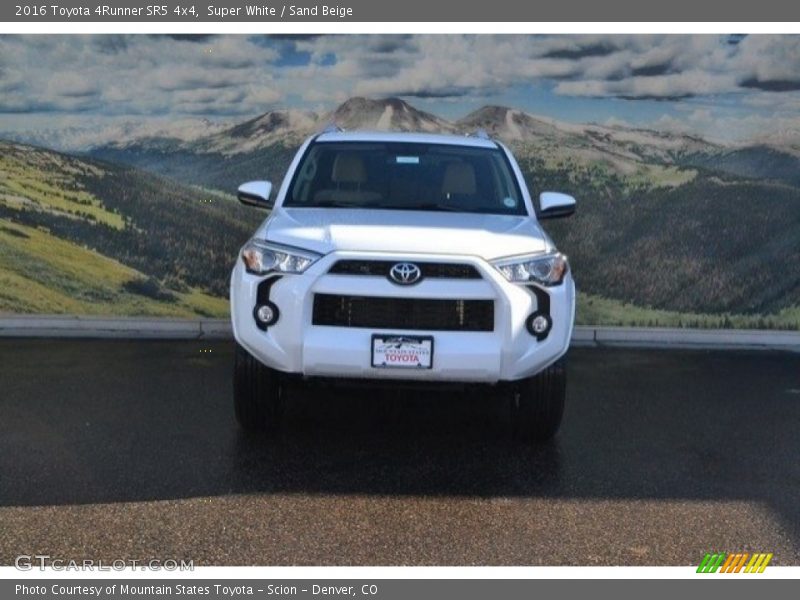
227, 385, 566, 498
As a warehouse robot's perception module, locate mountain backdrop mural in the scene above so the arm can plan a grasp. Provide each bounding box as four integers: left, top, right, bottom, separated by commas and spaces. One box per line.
1, 35, 800, 328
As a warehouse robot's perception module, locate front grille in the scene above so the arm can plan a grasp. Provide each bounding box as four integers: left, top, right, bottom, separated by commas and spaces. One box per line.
328, 260, 481, 280
312, 294, 494, 331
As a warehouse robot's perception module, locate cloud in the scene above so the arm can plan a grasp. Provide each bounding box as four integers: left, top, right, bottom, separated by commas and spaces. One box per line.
152, 66, 249, 92
630, 63, 673, 77
740, 77, 800, 92
556, 71, 737, 100
541, 41, 617, 60
47, 73, 100, 98
91, 35, 129, 54
0, 68, 24, 93
3, 34, 800, 146
285, 35, 741, 102
648, 107, 800, 144
4, 34, 800, 114
0, 35, 282, 117
164, 34, 216, 43
742, 91, 800, 111
734, 35, 800, 92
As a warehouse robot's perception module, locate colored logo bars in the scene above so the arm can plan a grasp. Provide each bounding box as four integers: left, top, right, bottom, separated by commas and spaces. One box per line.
697, 552, 773, 573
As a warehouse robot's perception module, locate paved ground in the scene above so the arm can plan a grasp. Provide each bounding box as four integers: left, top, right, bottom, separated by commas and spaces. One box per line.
0, 340, 798, 566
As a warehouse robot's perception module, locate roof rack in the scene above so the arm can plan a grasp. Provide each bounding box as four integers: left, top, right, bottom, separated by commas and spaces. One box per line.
320, 123, 344, 134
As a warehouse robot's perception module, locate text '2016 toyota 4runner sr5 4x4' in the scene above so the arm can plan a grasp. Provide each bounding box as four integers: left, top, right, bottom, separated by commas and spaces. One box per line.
231, 130, 576, 441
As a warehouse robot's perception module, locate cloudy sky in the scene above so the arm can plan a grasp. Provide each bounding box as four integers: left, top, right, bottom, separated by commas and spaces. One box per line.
1, 34, 800, 148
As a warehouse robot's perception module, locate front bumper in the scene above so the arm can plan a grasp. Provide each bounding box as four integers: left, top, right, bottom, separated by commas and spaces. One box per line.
230, 251, 575, 383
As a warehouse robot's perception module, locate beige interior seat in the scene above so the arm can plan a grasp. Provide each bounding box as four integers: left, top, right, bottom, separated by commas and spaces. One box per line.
442, 162, 477, 203
314, 154, 381, 204
332, 153, 367, 184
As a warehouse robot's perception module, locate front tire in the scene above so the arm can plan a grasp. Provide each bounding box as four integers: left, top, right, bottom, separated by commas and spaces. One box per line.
233, 343, 283, 433
511, 359, 566, 442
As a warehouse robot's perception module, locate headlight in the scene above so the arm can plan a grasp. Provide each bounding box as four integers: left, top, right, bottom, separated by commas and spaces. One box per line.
492, 252, 569, 286
240, 239, 321, 275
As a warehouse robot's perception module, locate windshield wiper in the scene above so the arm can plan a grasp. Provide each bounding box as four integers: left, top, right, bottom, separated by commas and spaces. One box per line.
413, 203, 464, 212
417, 204, 517, 215
309, 200, 366, 208
307, 201, 488, 213
369, 202, 464, 212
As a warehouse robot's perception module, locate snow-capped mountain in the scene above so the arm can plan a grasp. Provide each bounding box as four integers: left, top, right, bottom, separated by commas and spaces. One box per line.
195, 109, 319, 155
325, 97, 456, 134
77, 96, 800, 189
456, 105, 718, 163
191, 97, 455, 156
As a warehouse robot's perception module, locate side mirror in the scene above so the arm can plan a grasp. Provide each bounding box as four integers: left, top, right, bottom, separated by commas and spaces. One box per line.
538, 191, 576, 219
237, 181, 273, 209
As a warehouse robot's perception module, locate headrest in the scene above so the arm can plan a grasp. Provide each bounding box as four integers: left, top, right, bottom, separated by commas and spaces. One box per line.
332, 153, 367, 184
442, 162, 477, 196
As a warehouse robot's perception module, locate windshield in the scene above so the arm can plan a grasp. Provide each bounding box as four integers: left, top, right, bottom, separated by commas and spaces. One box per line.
283, 142, 527, 215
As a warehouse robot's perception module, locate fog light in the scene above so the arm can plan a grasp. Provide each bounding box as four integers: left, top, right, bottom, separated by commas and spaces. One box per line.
531, 315, 549, 334
256, 304, 274, 323
254, 302, 279, 327
526, 313, 552, 339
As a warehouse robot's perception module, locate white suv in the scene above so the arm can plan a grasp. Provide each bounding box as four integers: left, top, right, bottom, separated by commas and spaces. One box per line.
231, 130, 576, 441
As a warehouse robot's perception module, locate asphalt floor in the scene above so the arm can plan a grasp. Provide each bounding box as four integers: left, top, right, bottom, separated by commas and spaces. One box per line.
1, 340, 798, 565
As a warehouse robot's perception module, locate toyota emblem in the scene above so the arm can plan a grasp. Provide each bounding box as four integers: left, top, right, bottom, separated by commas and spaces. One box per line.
389, 262, 422, 285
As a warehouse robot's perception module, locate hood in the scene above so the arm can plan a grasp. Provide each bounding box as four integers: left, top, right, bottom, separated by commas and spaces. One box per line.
259, 208, 549, 260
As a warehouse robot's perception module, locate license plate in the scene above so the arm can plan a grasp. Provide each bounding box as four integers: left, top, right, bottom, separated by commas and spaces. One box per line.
371, 335, 433, 369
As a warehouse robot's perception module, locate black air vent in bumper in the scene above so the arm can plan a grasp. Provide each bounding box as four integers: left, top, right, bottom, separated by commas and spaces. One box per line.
312, 294, 494, 331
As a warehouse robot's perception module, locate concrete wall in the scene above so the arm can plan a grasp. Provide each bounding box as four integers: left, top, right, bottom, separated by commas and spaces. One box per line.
2, 315, 799, 351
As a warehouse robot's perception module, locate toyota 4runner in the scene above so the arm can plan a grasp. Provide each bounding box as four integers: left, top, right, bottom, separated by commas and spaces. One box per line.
231, 130, 576, 441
